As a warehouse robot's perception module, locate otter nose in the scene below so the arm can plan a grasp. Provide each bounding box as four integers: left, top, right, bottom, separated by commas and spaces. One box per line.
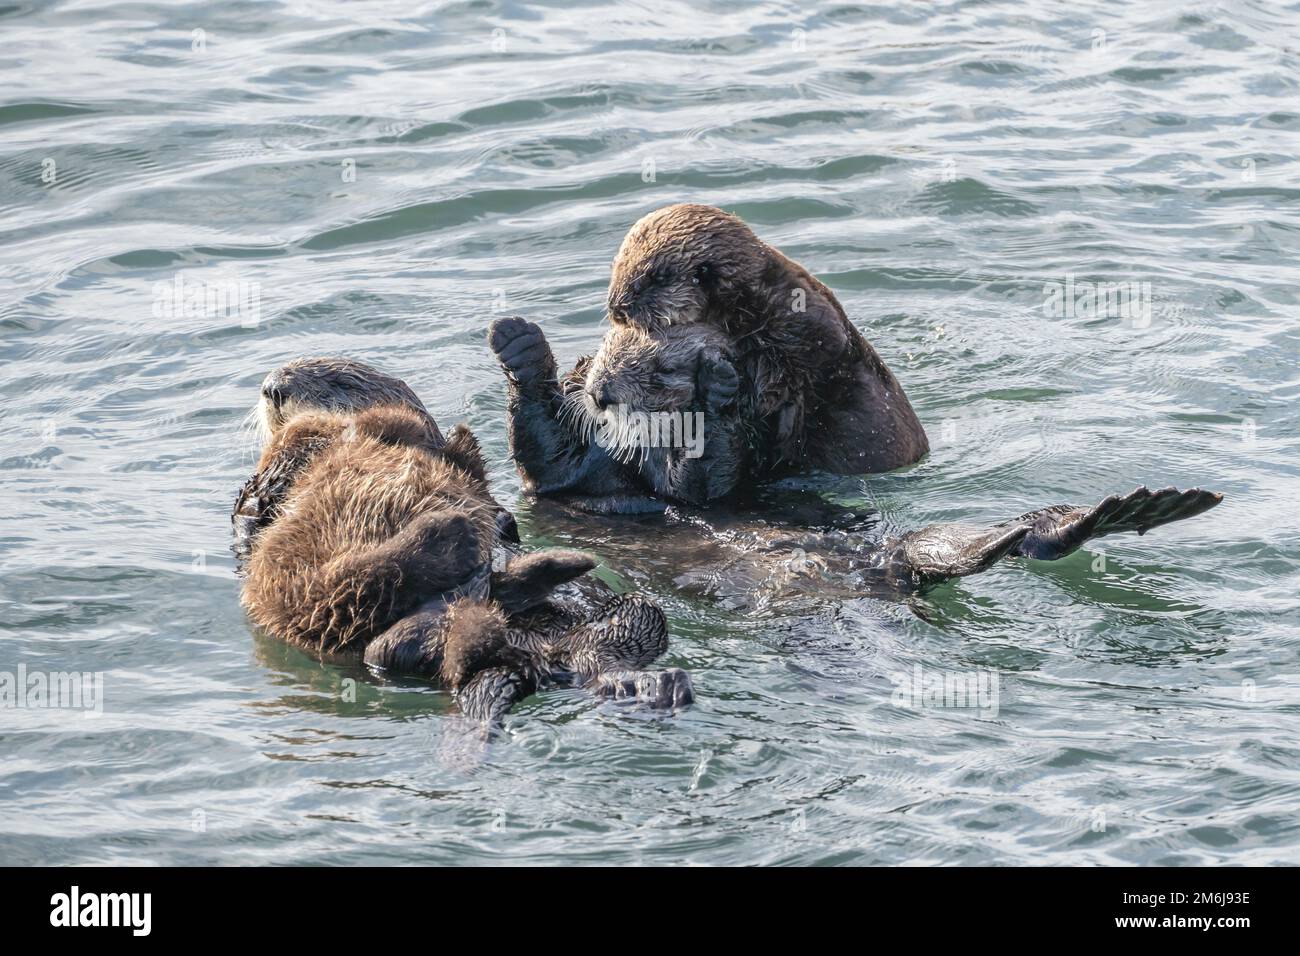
261, 381, 286, 408
610, 274, 646, 313
586, 381, 616, 409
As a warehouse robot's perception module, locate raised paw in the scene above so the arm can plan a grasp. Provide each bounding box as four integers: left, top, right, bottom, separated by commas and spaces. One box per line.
488, 316, 556, 386
589, 667, 694, 710
697, 350, 740, 412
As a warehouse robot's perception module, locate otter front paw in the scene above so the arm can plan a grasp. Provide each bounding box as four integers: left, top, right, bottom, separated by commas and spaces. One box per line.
697, 352, 740, 412
489, 316, 556, 387
589, 668, 695, 710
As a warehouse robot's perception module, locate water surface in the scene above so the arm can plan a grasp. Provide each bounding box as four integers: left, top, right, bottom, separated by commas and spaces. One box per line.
2, 0, 1298, 865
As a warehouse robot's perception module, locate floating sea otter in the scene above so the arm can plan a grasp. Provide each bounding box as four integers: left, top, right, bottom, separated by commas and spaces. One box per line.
490, 202, 930, 506
487, 205, 1223, 591
605, 202, 930, 475
231, 357, 694, 724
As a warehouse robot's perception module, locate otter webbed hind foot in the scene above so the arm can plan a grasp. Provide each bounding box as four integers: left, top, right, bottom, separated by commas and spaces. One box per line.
587, 669, 695, 710
1008, 486, 1224, 561
888, 485, 1223, 590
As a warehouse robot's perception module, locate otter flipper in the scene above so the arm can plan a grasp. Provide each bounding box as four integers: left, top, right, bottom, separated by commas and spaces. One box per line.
890, 523, 1031, 588
1009, 486, 1223, 561
889, 486, 1223, 589
547, 595, 692, 710
489, 549, 597, 614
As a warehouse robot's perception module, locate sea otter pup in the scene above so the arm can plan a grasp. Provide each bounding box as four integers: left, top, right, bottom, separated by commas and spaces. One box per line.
490, 319, 1223, 589
490, 317, 747, 512
233, 357, 693, 722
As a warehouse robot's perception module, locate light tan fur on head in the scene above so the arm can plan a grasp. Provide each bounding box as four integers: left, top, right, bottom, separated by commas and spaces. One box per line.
607, 203, 768, 329
255, 356, 437, 444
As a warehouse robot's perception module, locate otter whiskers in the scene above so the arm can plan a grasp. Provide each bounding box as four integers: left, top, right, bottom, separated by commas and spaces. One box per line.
240, 403, 268, 462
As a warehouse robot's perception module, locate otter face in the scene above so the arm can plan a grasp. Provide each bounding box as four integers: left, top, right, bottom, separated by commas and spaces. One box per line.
255, 357, 437, 443
567, 323, 735, 462
606, 204, 766, 330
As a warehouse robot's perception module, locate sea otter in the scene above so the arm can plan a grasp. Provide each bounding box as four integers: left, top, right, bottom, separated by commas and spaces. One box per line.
232, 357, 693, 723
489, 319, 1223, 591
605, 202, 929, 474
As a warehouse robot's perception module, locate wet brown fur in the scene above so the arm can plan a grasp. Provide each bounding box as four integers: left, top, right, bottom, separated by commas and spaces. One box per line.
237, 357, 695, 717
241, 404, 499, 655
605, 203, 929, 475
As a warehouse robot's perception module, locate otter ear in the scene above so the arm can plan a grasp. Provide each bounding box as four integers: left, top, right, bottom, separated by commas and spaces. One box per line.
695, 347, 740, 412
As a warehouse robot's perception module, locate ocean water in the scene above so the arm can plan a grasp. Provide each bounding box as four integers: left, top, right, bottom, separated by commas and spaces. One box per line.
2, 0, 1298, 865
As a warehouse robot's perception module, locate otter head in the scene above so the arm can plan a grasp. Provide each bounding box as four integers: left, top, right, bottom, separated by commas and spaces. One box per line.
569, 323, 736, 463
254, 357, 440, 444
606, 204, 769, 330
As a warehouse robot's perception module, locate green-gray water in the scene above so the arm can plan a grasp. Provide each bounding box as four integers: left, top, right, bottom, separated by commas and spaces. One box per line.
2, 0, 1298, 865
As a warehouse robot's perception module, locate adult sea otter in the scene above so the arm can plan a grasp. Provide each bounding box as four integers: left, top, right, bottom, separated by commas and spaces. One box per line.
489, 309, 1220, 592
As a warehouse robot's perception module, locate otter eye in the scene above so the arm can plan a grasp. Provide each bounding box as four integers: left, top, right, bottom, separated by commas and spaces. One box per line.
692, 263, 711, 285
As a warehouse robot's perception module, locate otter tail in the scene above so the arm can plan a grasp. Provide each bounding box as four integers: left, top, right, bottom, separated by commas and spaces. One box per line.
890, 486, 1222, 588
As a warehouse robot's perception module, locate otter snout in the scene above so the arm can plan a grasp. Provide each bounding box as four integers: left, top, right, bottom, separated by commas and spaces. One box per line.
607, 279, 640, 319
261, 380, 286, 409
256, 373, 289, 439
586, 380, 618, 410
